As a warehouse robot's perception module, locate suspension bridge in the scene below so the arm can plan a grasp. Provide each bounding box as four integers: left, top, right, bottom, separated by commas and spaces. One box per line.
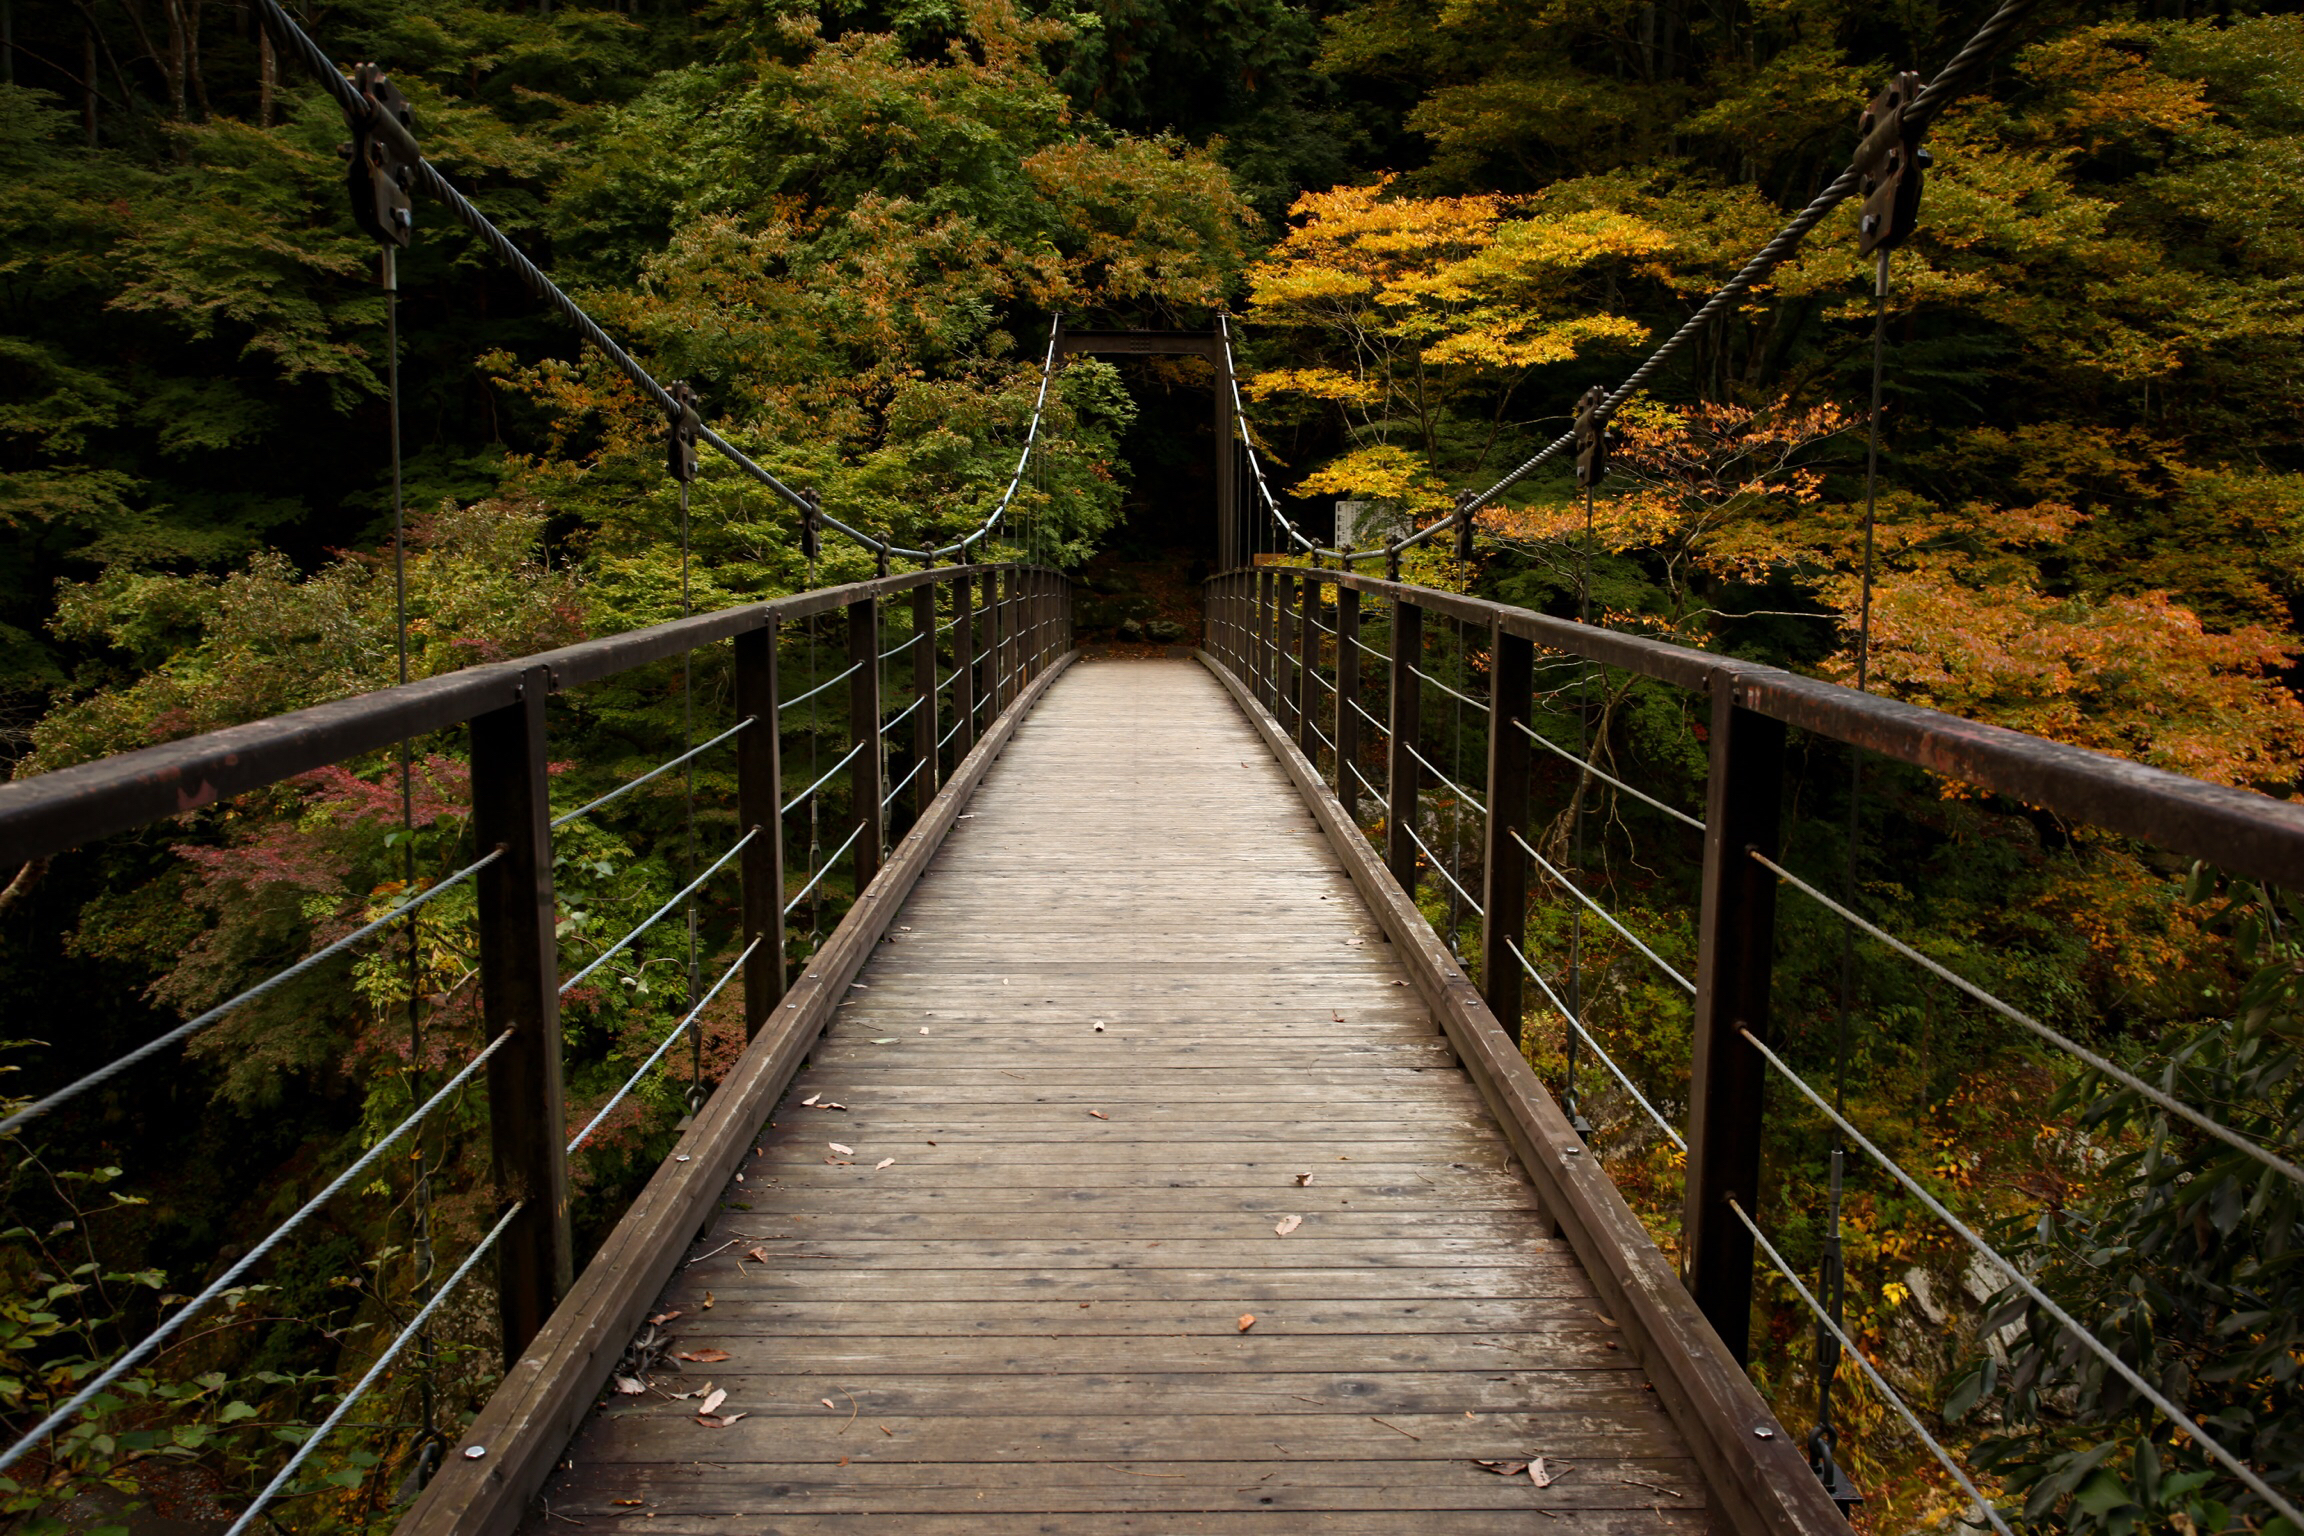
5, 0, 2304, 1530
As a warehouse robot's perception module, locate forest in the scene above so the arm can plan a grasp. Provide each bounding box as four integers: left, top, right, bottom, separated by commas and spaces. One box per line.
0, 0, 2300, 1529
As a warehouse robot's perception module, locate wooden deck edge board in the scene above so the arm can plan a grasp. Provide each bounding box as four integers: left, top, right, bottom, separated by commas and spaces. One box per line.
396, 649, 1081, 1536
1192, 647, 1847, 1536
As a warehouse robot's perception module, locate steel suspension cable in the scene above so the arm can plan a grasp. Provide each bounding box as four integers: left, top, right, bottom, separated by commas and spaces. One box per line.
249, 0, 1063, 568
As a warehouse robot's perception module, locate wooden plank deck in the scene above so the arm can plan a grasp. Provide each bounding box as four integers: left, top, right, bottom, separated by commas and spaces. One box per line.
526, 657, 1711, 1534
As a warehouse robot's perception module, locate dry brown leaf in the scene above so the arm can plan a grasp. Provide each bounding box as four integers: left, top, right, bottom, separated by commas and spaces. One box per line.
746, 1245, 772, 1263
613, 1376, 646, 1395
1593, 1312, 1617, 1327
1475, 1459, 1530, 1478
821, 1398, 837, 1410
1087, 1110, 1108, 1121
828, 1142, 854, 1155
801, 1093, 821, 1107
613, 1499, 644, 1507
825, 1102, 847, 1110
875, 1158, 895, 1170
1530, 1457, 1555, 1488
1295, 1172, 1313, 1186
1274, 1214, 1303, 1237
698, 1388, 727, 1417
697, 1412, 747, 1428
679, 1349, 732, 1363
1237, 1314, 1256, 1332
1345, 938, 1364, 947
880, 1424, 894, 1436
702, 1292, 714, 1309
647, 1310, 682, 1325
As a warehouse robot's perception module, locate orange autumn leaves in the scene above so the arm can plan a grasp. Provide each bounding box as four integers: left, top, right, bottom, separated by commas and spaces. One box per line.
1240, 179, 1659, 510
1487, 397, 2304, 794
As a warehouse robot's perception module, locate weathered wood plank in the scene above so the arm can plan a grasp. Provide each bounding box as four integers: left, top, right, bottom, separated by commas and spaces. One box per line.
517, 660, 1722, 1536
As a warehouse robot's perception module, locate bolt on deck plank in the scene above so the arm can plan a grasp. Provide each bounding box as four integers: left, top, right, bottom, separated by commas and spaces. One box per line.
526, 658, 1711, 1533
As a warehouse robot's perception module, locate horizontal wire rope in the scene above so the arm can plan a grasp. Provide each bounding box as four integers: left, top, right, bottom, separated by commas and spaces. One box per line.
1739, 1025, 2304, 1527
1505, 938, 1683, 1152
1750, 850, 2304, 1189
937, 717, 966, 752
1512, 829, 1695, 995
1356, 642, 1392, 665
1515, 718, 1705, 833
784, 822, 865, 917
560, 829, 756, 998
781, 739, 869, 818
1724, 1196, 2015, 1536
1402, 823, 1483, 917
1307, 721, 1336, 756
551, 718, 754, 832
566, 939, 760, 1154
0, 1027, 516, 1473
778, 661, 863, 715
883, 695, 923, 732
1405, 743, 1487, 817
0, 850, 501, 1135
1346, 760, 1387, 806
1409, 664, 1487, 713
222, 1200, 525, 1536
1349, 698, 1390, 737
882, 758, 925, 811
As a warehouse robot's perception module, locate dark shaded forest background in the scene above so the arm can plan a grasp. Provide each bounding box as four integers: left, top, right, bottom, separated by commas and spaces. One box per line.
1, 0, 2301, 1528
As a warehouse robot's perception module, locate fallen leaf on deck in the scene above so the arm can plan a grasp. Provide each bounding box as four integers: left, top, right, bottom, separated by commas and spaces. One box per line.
1295, 1172, 1313, 1186
1332, 1012, 1345, 1022
1345, 938, 1364, 947
614, 1499, 644, 1506
747, 1245, 772, 1263
1474, 1459, 1529, 1477
871, 1037, 898, 1044
802, 1093, 821, 1106
875, 1158, 895, 1170
1092, 1023, 1106, 1032
613, 1376, 646, 1395
702, 1292, 715, 1309
880, 1424, 894, 1436
825, 1102, 847, 1110
918, 1027, 930, 1034
679, 1349, 732, 1363
648, 1310, 682, 1325
698, 1413, 746, 1428
698, 1388, 727, 1416
1531, 1458, 1563, 1488
1274, 1215, 1302, 1237
1088, 1110, 1108, 1120
1593, 1312, 1617, 1327
829, 1143, 854, 1155
1237, 1314, 1256, 1332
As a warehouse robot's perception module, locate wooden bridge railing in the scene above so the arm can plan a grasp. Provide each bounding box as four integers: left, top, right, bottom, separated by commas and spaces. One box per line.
0, 562, 1073, 1532
1204, 562, 2304, 1530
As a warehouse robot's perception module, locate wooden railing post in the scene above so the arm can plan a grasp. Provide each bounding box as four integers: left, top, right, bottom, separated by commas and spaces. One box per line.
998, 568, 1018, 710
847, 595, 884, 892
1255, 570, 1276, 708
469, 663, 573, 1365
1385, 596, 1424, 895
1275, 571, 1299, 740
976, 568, 998, 731
1683, 672, 1787, 1364
1479, 622, 1534, 1035
1334, 585, 1361, 813
1297, 574, 1319, 759
911, 582, 938, 817
734, 618, 786, 1036
950, 572, 977, 764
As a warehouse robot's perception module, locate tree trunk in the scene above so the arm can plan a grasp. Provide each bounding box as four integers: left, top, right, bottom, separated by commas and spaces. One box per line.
185, 0, 209, 119
83, 26, 98, 144
258, 23, 274, 125
163, 0, 187, 118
